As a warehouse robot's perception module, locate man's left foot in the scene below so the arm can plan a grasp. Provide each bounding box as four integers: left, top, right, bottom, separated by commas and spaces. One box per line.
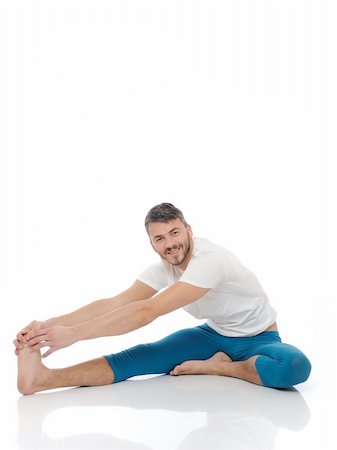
17, 346, 51, 395
170, 351, 232, 376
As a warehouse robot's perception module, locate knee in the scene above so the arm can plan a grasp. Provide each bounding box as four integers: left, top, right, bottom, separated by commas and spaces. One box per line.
256, 348, 312, 389
283, 349, 312, 387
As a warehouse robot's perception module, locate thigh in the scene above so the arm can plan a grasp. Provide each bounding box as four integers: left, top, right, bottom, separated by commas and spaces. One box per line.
104, 325, 222, 382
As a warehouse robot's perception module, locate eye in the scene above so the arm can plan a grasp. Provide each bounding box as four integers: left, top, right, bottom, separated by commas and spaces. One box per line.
155, 237, 162, 243
172, 230, 179, 236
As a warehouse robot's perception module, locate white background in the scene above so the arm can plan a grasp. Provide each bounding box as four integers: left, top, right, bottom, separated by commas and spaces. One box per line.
0, 1, 336, 449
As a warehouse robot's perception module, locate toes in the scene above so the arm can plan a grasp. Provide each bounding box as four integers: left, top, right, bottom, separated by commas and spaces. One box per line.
170, 365, 181, 376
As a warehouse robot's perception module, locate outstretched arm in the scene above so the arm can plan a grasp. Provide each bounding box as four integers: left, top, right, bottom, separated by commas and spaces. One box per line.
43, 280, 157, 326
24, 281, 209, 357
14, 280, 157, 352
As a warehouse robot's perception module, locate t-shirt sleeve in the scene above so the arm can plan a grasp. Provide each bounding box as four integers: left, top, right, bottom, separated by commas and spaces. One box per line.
137, 262, 169, 291
179, 253, 227, 288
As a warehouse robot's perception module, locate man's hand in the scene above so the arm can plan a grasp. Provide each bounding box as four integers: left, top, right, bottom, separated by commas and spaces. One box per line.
23, 325, 78, 357
14, 320, 45, 355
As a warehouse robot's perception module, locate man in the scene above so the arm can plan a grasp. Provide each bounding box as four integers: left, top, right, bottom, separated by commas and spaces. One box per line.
15, 203, 311, 394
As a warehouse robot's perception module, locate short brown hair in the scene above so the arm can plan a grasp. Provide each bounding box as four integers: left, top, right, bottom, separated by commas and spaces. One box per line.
145, 203, 187, 232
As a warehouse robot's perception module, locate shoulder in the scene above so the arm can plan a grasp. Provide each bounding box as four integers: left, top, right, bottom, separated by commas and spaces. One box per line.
138, 259, 171, 291
191, 237, 229, 263
181, 238, 230, 287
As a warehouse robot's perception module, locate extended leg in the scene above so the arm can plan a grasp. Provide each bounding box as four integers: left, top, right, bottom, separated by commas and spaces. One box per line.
17, 345, 114, 395
18, 324, 222, 393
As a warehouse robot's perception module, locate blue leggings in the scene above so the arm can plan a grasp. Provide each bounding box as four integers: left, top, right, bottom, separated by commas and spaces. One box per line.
104, 323, 311, 388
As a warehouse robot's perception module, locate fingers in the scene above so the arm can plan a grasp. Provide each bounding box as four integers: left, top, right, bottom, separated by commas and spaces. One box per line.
26, 332, 48, 347
16, 321, 43, 340
14, 329, 49, 351
15, 323, 36, 349
14, 320, 46, 356
25, 328, 46, 342
18, 330, 28, 338
14, 338, 53, 354
16, 331, 28, 345
13, 338, 25, 351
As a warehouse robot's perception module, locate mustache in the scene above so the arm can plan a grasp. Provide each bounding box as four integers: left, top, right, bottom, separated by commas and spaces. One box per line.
165, 245, 181, 253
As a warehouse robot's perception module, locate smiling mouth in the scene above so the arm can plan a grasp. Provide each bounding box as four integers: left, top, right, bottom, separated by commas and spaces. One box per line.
166, 246, 181, 255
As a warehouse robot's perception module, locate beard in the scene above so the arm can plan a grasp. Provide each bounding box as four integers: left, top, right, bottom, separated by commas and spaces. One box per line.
163, 237, 191, 266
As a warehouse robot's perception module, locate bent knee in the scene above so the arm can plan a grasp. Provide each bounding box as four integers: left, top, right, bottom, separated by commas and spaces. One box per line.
286, 350, 312, 386
256, 347, 312, 389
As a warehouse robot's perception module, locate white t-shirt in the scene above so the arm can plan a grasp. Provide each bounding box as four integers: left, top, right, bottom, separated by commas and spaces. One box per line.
138, 237, 277, 337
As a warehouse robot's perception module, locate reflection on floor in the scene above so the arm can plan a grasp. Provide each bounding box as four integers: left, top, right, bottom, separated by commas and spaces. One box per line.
15, 374, 311, 450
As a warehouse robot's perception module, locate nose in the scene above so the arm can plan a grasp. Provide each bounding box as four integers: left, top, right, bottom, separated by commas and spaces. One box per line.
165, 235, 176, 249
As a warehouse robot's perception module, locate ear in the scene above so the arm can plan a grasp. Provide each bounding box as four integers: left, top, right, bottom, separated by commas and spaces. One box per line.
186, 224, 193, 238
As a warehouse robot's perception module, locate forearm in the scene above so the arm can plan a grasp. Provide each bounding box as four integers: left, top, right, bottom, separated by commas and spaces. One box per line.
44, 296, 131, 328
40, 281, 157, 329
74, 299, 154, 341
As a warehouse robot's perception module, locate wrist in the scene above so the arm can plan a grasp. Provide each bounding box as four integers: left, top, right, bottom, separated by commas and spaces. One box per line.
72, 323, 86, 342
44, 317, 58, 327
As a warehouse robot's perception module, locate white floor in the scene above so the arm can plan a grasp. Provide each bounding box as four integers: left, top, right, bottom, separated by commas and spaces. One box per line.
3, 350, 336, 450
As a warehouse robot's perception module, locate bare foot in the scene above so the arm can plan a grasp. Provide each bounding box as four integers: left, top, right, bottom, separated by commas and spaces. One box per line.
170, 351, 233, 376
17, 345, 51, 395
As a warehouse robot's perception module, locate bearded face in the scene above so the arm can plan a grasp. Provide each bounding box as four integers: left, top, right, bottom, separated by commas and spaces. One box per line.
148, 219, 193, 269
